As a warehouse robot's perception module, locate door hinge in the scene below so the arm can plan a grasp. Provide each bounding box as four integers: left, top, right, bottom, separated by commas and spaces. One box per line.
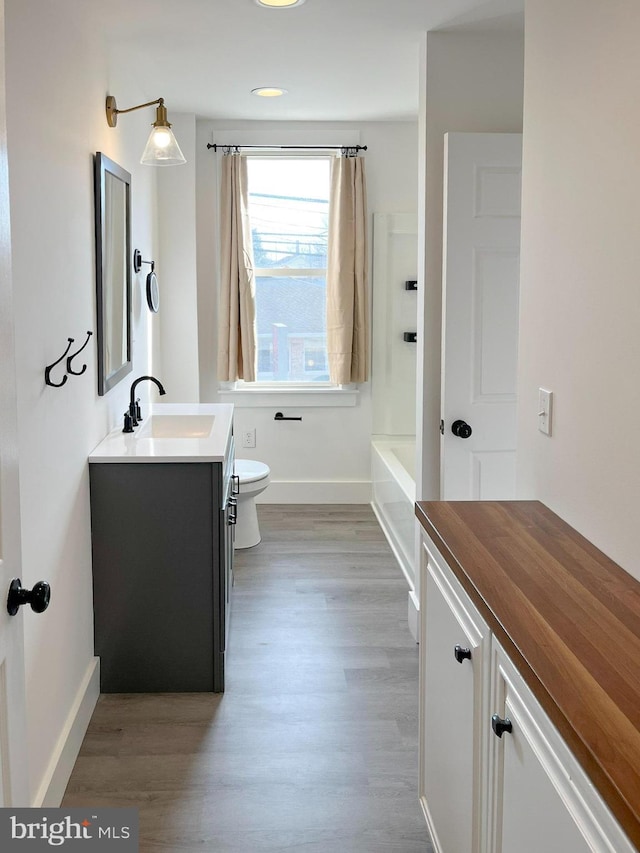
439, 419, 444, 435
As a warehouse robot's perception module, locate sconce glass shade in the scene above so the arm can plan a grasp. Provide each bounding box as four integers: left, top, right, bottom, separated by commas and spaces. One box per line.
140, 124, 186, 166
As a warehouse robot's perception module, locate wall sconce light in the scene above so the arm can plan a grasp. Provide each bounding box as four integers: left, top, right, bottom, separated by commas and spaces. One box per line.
105, 96, 186, 166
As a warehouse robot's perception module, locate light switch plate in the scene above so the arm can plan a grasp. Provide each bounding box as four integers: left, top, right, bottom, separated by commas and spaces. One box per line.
538, 388, 553, 436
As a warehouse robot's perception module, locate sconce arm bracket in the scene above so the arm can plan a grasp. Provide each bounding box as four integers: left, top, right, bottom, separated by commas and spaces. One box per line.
106, 96, 164, 128
133, 249, 156, 274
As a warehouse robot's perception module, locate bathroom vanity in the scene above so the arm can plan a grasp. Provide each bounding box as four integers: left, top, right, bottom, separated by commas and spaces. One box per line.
89, 403, 235, 693
416, 501, 640, 853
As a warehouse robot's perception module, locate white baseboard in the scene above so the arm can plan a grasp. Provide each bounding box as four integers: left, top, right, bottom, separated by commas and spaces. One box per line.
257, 480, 372, 504
33, 657, 100, 807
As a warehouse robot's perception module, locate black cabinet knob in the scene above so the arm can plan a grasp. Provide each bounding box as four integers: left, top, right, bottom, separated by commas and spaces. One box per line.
454, 644, 472, 663
7, 579, 51, 616
491, 713, 513, 738
452, 420, 473, 439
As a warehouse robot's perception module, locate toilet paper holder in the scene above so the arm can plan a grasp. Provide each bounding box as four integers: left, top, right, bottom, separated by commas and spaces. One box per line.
274, 411, 303, 422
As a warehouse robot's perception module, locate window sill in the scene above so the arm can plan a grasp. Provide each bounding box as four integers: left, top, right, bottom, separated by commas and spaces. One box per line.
218, 385, 359, 408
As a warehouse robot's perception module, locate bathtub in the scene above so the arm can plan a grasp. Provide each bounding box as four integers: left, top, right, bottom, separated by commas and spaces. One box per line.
371, 437, 416, 589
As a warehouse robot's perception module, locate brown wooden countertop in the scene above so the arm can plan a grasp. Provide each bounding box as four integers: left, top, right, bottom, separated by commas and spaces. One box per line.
415, 500, 640, 850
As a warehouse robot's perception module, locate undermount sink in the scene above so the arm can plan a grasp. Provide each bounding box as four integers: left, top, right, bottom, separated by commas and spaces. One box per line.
142, 414, 216, 439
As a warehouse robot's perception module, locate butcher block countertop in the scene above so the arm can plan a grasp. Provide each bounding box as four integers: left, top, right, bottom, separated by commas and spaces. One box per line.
415, 500, 640, 849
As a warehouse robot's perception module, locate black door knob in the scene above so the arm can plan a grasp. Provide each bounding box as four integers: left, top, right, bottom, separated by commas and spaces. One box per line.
7, 579, 51, 616
491, 713, 513, 738
452, 419, 473, 439
454, 644, 472, 663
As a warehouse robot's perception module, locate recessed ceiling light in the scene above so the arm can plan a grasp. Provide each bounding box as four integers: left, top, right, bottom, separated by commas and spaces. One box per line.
254, 0, 306, 7
251, 87, 288, 97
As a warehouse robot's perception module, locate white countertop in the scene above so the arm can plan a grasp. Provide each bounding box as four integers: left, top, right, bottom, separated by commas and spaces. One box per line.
89, 403, 234, 463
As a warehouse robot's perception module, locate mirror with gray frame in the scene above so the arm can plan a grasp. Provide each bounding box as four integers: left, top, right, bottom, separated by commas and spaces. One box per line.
94, 152, 132, 395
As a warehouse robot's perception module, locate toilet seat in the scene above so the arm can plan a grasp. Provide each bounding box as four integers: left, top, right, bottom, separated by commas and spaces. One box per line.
236, 459, 270, 485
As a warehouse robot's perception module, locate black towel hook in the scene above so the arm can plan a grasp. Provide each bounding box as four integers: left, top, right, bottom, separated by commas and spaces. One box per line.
66, 330, 93, 376
44, 338, 74, 388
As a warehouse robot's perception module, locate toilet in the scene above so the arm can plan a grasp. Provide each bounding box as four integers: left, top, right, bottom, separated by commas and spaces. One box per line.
234, 459, 271, 549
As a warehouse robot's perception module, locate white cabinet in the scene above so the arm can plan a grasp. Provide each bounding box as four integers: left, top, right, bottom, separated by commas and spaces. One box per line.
419, 532, 636, 853
419, 539, 489, 853
487, 639, 630, 853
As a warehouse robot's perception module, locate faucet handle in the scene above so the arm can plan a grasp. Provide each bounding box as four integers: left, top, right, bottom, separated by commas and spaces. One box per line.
123, 411, 135, 433
135, 398, 142, 422
128, 399, 138, 427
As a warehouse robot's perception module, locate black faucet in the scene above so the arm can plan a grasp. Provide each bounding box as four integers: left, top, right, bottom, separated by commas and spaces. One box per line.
123, 375, 167, 432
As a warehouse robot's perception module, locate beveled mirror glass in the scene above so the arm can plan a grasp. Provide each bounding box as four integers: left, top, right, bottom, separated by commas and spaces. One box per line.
94, 152, 132, 395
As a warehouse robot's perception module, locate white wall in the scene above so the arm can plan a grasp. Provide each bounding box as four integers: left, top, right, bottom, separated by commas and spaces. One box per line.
517, 0, 640, 579
189, 119, 418, 502
5, 0, 156, 803
157, 113, 199, 402
371, 212, 418, 438
417, 30, 524, 500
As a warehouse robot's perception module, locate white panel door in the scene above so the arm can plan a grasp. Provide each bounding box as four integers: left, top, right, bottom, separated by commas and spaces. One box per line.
441, 133, 522, 500
0, 7, 29, 807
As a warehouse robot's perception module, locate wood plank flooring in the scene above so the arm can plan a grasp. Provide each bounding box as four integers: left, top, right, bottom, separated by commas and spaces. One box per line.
63, 505, 432, 852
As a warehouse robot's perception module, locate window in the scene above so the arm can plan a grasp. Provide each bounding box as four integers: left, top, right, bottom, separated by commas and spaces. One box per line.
246, 156, 331, 384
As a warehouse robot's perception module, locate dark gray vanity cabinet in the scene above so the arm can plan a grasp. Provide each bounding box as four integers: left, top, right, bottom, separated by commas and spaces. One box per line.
89, 453, 234, 693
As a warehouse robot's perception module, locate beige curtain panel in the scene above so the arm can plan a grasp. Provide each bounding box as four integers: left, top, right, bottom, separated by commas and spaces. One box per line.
217, 154, 257, 382
326, 155, 369, 384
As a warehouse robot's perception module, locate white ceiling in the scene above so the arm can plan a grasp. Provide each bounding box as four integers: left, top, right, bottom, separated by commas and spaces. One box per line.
77, 0, 524, 122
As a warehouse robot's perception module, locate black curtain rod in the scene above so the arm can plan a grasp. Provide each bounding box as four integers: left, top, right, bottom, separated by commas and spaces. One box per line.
206, 143, 367, 152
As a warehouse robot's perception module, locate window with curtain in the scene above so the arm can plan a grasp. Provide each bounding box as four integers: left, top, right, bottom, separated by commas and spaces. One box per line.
217, 149, 369, 388
246, 156, 331, 383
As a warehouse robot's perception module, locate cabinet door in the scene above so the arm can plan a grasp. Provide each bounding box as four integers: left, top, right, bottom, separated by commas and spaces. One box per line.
420, 539, 490, 853
489, 639, 636, 853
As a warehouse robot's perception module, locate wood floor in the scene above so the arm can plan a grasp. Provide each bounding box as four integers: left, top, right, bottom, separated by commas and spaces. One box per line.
63, 505, 433, 852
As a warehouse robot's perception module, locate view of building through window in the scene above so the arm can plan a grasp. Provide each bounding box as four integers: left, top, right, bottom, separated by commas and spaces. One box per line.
246, 157, 331, 382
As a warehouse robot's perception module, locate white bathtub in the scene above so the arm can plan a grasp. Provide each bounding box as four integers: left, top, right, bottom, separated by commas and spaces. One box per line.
371, 437, 416, 588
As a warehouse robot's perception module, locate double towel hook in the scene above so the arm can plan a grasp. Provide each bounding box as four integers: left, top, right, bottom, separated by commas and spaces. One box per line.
44, 331, 93, 388
67, 330, 93, 376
